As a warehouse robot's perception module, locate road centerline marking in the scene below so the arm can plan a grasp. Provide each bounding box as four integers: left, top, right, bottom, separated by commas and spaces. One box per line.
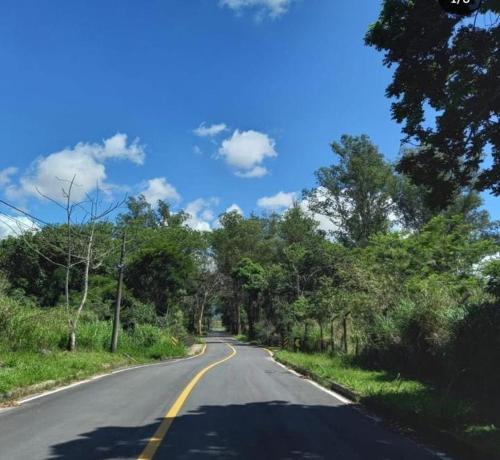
137, 342, 237, 460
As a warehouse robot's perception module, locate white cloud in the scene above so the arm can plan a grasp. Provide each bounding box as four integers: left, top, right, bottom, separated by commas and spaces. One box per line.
141, 177, 180, 205
96, 133, 145, 164
257, 191, 296, 210
219, 0, 293, 18
193, 122, 227, 138
185, 198, 219, 232
226, 203, 243, 215
235, 166, 268, 178
0, 215, 38, 239
12, 134, 145, 202
299, 188, 339, 234
257, 189, 337, 233
219, 129, 277, 178
0, 167, 18, 187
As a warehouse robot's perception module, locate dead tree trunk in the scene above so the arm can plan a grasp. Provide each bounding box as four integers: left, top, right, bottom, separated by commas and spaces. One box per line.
68, 225, 94, 351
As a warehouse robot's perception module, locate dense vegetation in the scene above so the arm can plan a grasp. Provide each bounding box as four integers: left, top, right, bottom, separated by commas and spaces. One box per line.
0, 149, 498, 460
0, 2, 498, 455
2, 134, 497, 403
365, 0, 500, 203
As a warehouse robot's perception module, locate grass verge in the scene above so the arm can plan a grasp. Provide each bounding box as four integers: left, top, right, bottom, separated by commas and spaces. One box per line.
0, 298, 187, 403
275, 350, 500, 460
0, 344, 188, 404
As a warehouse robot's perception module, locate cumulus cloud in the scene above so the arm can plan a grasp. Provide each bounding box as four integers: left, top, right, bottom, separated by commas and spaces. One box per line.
257, 191, 296, 210
193, 122, 227, 138
141, 177, 180, 205
219, 130, 277, 178
185, 198, 219, 232
0, 214, 38, 239
0, 167, 18, 187
256, 189, 337, 234
11, 134, 145, 202
300, 196, 338, 234
226, 203, 243, 215
219, 0, 293, 18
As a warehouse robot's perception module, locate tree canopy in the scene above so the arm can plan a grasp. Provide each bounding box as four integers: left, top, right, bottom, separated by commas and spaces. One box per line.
365, 0, 500, 205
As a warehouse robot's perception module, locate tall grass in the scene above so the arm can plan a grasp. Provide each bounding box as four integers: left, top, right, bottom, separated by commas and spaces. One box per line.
0, 295, 185, 398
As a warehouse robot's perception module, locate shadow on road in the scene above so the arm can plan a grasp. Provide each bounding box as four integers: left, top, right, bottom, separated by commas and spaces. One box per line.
48, 400, 436, 459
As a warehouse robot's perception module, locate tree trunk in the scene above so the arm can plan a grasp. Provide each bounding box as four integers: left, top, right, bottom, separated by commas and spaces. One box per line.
68, 226, 94, 351
235, 302, 241, 335
247, 301, 255, 339
197, 292, 208, 336
343, 315, 348, 354
111, 232, 126, 353
330, 319, 335, 353
319, 322, 324, 352
68, 325, 76, 351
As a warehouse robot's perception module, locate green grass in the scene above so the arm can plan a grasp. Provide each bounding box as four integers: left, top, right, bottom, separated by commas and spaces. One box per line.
275, 350, 500, 459
0, 337, 186, 402
0, 349, 134, 397
0, 297, 187, 401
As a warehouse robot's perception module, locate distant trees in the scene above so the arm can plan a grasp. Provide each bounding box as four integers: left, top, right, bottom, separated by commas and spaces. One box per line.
0, 128, 498, 401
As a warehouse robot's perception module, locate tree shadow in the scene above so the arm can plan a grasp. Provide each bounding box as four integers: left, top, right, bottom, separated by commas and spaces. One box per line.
49, 400, 438, 459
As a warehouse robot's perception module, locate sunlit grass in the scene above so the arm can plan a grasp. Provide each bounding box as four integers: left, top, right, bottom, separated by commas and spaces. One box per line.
275, 350, 499, 458
0, 298, 186, 400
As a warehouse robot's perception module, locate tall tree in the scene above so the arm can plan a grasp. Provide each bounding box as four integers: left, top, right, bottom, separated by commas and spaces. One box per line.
305, 134, 396, 247
366, 0, 500, 204
211, 211, 264, 334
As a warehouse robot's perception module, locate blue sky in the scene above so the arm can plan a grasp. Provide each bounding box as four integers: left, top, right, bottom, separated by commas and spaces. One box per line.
0, 0, 498, 235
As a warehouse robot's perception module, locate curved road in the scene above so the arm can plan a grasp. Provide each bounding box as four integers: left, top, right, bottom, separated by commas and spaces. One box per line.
0, 335, 442, 459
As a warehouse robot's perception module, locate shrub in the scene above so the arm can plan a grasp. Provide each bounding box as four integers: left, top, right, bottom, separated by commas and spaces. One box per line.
451, 302, 500, 403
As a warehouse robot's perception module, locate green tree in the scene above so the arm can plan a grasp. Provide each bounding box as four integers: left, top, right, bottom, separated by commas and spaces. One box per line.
366, 0, 500, 202
211, 211, 265, 334
232, 257, 267, 339
305, 135, 396, 247
125, 226, 202, 320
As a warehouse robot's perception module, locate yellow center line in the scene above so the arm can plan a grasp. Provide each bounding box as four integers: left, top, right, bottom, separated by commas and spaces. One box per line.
137, 342, 237, 460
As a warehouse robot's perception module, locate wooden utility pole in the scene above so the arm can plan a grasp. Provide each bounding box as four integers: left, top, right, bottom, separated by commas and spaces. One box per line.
110, 231, 126, 353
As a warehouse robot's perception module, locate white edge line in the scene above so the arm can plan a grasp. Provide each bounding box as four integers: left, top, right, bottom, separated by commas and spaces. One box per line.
269, 356, 353, 405
1, 345, 207, 410
267, 354, 454, 460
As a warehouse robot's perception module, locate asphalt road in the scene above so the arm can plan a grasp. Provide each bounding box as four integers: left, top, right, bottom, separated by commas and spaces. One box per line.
0, 335, 442, 459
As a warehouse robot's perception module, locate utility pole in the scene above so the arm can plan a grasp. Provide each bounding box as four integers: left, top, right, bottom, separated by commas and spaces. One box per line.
110, 231, 126, 353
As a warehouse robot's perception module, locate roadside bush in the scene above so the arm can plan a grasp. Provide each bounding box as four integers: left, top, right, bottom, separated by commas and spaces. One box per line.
254, 318, 279, 346
0, 293, 185, 359
357, 277, 464, 379
451, 301, 500, 403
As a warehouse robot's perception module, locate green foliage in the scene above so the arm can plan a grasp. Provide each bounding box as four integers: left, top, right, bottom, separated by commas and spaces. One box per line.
275, 351, 499, 459
125, 226, 203, 316
482, 258, 500, 299
0, 293, 185, 396
0, 128, 498, 454
305, 134, 396, 246
365, 0, 500, 200
452, 302, 500, 401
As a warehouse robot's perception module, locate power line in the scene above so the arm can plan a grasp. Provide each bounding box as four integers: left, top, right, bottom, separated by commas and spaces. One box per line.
0, 199, 50, 226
